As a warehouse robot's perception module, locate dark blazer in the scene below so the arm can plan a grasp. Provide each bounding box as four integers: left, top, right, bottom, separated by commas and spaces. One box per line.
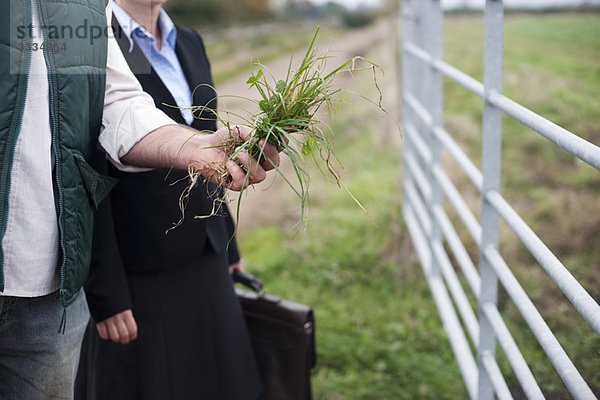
85, 19, 240, 322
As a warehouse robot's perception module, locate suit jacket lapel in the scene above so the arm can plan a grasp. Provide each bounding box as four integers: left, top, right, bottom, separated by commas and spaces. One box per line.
175, 34, 201, 130
111, 16, 185, 125
175, 31, 217, 131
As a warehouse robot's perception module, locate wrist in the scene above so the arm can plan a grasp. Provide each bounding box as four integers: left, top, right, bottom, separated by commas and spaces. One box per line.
175, 132, 210, 170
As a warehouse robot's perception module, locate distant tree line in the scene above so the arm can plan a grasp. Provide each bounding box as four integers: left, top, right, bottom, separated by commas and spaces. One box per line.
164, 0, 389, 28
165, 0, 271, 25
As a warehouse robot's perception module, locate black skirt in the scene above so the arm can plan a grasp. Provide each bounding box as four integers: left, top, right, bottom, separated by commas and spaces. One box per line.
76, 250, 262, 400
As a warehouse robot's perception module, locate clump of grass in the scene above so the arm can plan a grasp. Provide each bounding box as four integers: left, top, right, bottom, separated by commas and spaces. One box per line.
182, 27, 383, 226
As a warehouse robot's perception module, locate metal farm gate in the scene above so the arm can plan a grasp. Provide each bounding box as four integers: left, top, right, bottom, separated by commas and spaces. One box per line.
400, 0, 600, 399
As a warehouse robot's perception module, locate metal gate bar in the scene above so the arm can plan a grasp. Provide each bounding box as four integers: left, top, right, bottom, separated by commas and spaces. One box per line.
401, 0, 600, 399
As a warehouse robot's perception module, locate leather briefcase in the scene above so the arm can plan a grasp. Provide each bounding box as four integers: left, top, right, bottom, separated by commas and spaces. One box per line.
233, 269, 316, 400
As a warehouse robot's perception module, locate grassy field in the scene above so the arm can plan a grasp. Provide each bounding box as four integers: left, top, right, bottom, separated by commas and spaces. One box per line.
443, 13, 600, 399
205, 13, 600, 399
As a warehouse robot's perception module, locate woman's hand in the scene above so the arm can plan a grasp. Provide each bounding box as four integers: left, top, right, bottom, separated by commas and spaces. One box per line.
228, 258, 245, 275
96, 309, 138, 345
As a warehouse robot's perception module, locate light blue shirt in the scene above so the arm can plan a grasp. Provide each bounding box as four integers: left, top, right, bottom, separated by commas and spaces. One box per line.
112, 3, 194, 125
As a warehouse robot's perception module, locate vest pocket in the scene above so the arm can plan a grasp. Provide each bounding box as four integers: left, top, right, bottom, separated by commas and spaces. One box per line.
73, 153, 118, 209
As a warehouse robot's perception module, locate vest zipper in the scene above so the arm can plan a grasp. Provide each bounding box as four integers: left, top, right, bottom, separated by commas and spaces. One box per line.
0, 0, 34, 291
37, 0, 67, 304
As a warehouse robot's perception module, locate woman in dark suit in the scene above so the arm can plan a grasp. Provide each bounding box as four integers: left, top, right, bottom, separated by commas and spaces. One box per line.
75, 1, 262, 399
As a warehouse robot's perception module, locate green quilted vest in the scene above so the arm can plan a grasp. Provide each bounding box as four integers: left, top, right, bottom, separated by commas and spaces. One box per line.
0, 0, 115, 307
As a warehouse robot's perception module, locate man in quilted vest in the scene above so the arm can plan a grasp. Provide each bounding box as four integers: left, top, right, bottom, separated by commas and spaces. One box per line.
0, 1, 279, 398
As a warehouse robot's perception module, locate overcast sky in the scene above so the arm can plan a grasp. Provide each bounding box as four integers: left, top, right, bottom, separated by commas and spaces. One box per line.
309, 0, 600, 9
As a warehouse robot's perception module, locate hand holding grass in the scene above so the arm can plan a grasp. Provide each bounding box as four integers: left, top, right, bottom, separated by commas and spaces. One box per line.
123, 123, 280, 192
185, 124, 280, 191
182, 28, 383, 223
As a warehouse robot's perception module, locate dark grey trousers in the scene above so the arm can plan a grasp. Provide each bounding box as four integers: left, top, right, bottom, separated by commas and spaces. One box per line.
0, 289, 89, 400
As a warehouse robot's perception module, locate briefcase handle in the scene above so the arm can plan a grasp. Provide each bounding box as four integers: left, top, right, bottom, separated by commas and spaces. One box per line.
232, 269, 264, 294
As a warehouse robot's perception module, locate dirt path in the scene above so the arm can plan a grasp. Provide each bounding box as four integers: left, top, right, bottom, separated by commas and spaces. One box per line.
216, 20, 400, 232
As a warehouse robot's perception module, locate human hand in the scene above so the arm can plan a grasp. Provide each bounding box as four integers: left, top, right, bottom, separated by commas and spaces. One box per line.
96, 309, 138, 345
123, 124, 280, 191
194, 125, 280, 191
228, 258, 245, 275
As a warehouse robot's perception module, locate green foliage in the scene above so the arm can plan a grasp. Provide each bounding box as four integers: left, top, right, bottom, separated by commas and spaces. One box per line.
340, 11, 377, 29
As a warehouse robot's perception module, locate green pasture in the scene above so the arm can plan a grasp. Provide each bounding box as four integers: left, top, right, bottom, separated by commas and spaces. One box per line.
205, 13, 600, 399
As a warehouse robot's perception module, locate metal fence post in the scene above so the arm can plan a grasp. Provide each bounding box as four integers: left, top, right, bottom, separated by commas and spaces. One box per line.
411, 0, 426, 193
402, 0, 420, 257
478, 1, 504, 399
402, 0, 413, 217
424, 0, 444, 301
